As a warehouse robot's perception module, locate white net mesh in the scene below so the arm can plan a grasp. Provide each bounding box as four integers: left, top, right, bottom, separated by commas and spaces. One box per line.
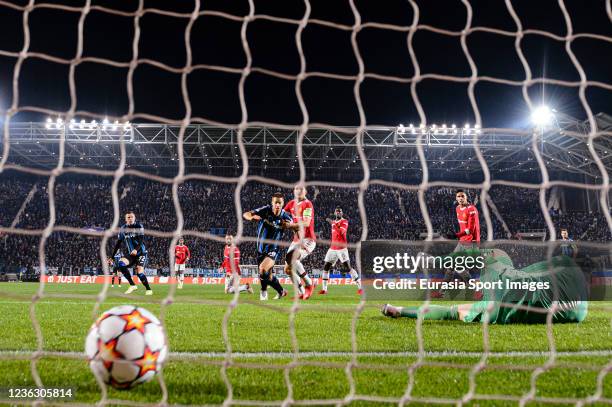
0, 0, 611, 405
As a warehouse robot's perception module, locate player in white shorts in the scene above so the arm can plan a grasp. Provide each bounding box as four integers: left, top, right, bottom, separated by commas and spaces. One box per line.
320, 207, 362, 295
324, 246, 350, 264
174, 237, 190, 289
221, 234, 253, 295
283, 184, 317, 300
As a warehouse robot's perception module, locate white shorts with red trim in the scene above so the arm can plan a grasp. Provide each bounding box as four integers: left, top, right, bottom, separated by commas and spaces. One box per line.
324, 248, 349, 265
287, 239, 316, 261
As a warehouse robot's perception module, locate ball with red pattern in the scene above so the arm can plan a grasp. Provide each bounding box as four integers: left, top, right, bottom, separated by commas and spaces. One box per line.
85, 305, 168, 389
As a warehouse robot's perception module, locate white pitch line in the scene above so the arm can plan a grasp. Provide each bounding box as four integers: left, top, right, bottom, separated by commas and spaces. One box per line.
1, 350, 612, 359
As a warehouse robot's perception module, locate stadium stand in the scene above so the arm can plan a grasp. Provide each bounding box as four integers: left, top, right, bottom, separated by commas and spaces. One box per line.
0, 177, 609, 275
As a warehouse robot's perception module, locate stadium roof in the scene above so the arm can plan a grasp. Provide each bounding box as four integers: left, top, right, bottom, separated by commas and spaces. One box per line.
1, 113, 610, 182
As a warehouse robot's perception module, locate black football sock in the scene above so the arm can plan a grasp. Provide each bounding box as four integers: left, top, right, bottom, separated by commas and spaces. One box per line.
260, 276, 269, 292
269, 276, 284, 295
120, 268, 135, 285
138, 273, 151, 290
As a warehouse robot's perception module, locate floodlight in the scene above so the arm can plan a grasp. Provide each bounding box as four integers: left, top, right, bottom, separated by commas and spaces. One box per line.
531, 105, 554, 127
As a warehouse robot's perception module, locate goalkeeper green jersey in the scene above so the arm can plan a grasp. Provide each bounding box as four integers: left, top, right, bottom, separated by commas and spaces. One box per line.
464, 250, 588, 324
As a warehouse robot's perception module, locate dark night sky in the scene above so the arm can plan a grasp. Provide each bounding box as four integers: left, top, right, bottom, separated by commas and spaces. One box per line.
0, 0, 610, 128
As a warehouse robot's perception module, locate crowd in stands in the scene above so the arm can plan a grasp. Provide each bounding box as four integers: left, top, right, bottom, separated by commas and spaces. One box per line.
0, 176, 610, 274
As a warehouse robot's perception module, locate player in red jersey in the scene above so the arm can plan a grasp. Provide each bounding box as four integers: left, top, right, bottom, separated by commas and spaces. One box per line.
433, 190, 482, 299
320, 207, 362, 295
283, 184, 316, 300
174, 237, 191, 289
221, 234, 252, 294
454, 190, 480, 243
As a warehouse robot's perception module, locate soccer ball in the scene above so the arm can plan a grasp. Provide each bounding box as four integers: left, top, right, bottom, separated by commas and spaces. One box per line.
85, 305, 168, 389
118, 257, 130, 267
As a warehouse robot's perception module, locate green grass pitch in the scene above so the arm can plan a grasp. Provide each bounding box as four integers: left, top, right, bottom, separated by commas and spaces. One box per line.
0, 282, 611, 406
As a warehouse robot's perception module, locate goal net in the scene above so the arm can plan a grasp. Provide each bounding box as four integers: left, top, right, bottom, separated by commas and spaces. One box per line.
0, 0, 611, 405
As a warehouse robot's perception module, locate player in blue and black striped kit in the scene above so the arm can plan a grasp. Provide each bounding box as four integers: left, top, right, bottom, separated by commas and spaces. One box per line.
560, 228, 578, 258
243, 192, 293, 300
109, 211, 153, 295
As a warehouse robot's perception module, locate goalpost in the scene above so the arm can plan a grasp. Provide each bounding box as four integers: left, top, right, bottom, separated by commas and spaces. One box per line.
0, 0, 611, 405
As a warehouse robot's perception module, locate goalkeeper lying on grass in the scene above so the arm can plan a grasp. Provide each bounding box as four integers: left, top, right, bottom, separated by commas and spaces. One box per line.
381, 248, 588, 324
